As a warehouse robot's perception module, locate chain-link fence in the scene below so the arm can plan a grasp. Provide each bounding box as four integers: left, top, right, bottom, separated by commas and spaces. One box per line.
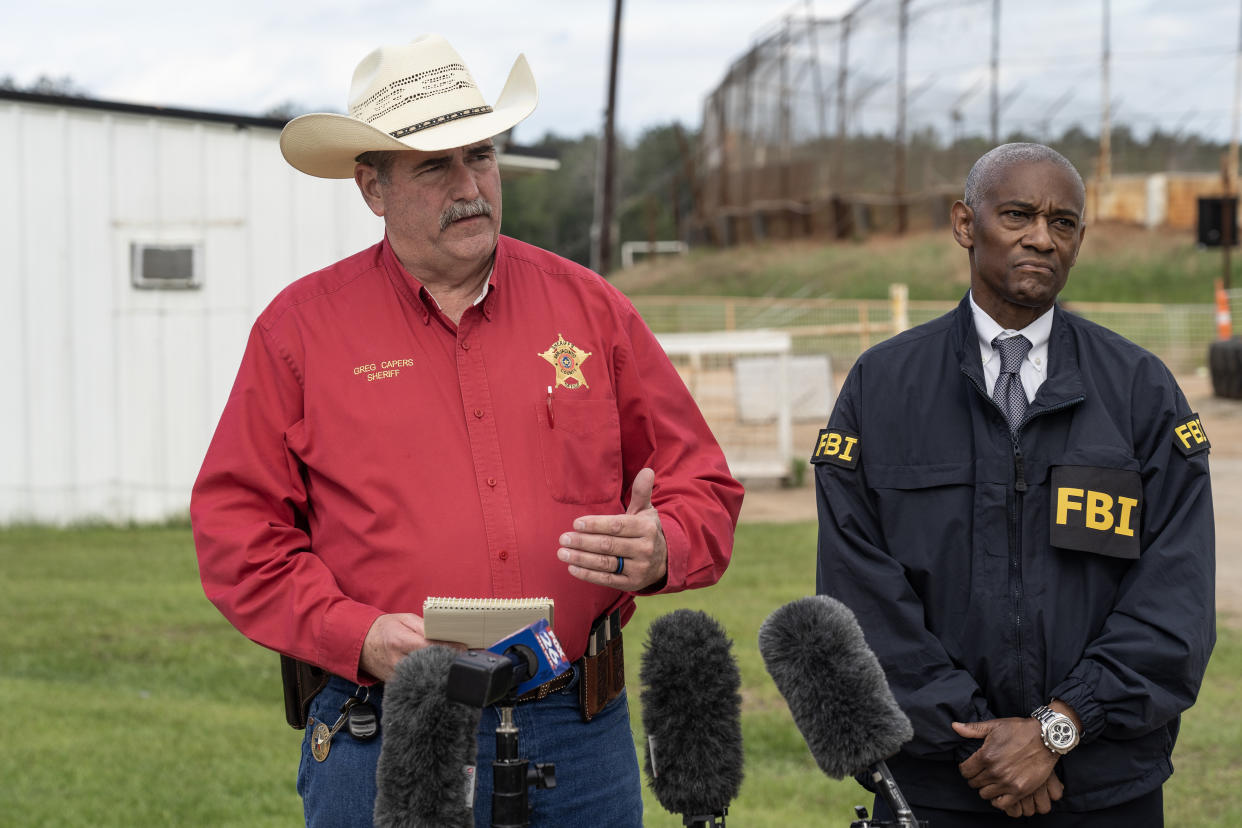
693, 0, 1241, 245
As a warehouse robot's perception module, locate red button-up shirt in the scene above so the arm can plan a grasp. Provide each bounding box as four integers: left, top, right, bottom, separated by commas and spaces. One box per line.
191, 236, 743, 682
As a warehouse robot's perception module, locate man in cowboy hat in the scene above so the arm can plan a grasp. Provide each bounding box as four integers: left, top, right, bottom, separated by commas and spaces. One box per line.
190, 34, 743, 827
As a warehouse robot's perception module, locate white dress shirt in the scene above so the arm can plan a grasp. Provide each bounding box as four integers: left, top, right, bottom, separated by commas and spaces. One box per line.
970, 292, 1054, 404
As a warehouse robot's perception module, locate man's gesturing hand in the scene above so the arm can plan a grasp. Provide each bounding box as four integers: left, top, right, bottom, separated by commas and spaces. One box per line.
557, 467, 668, 591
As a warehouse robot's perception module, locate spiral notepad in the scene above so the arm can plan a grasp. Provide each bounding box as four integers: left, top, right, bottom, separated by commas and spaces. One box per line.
422, 596, 555, 649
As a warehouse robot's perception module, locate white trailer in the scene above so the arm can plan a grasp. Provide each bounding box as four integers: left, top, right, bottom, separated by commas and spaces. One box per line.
0, 90, 555, 524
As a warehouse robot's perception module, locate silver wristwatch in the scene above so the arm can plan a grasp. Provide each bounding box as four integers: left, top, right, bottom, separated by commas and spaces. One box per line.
1031, 705, 1079, 755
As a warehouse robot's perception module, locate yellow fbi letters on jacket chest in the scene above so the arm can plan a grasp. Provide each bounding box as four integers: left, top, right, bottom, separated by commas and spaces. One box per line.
1049, 465, 1143, 559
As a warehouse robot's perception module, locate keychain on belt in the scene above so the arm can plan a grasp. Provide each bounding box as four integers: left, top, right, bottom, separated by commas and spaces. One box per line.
310, 686, 379, 762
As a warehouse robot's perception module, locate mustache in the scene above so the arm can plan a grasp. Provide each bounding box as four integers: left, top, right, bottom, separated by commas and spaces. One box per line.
439, 198, 494, 230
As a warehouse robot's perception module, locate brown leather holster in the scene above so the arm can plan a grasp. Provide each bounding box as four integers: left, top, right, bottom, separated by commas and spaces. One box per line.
578, 609, 625, 722
280, 655, 330, 730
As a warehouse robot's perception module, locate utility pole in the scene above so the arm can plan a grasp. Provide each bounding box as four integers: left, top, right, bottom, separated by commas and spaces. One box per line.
1230, 0, 1242, 191
835, 10, 852, 193
832, 12, 854, 239
895, 0, 910, 234
591, 0, 623, 276
713, 91, 731, 245
741, 48, 758, 241
1098, 0, 1112, 184
780, 16, 793, 222
1224, 0, 1242, 290
805, 0, 828, 142
990, 0, 1000, 144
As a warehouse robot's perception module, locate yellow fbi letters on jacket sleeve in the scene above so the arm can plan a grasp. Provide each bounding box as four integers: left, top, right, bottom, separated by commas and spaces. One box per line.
1172, 413, 1211, 457
810, 428, 860, 469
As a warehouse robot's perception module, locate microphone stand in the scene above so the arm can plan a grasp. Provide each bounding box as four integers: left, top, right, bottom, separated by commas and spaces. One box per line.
870, 759, 919, 828
490, 699, 556, 828
848, 759, 926, 828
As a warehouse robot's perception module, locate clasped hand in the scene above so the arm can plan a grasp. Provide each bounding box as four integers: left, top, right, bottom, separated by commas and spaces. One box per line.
952, 718, 1063, 818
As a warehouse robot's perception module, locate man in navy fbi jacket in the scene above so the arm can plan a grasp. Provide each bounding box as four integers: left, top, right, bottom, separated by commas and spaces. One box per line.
814, 143, 1215, 826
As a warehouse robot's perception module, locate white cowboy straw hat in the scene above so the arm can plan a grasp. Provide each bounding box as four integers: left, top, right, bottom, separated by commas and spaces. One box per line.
280, 34, 537, 179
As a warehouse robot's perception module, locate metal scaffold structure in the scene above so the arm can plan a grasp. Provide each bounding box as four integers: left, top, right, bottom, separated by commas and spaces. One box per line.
693, 0, 1242, 246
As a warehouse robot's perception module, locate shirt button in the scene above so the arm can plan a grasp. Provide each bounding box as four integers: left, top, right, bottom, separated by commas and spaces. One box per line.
474, 408, 484, 418
461, 341, 471, 350
487, 477, 497, 487
498, 550, 508, 561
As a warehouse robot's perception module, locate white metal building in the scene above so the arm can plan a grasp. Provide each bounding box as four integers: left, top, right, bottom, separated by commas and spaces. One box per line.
0, 90, 557, 524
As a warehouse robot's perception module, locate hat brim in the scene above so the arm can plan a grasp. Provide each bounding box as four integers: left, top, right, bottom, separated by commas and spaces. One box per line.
279, 53, 537, 179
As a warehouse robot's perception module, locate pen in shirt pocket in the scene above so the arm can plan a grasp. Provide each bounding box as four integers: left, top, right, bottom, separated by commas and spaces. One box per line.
546, 386, 555, 429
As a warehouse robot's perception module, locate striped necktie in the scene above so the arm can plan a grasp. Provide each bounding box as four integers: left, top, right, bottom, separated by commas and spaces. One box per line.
991, 334, 1032, 433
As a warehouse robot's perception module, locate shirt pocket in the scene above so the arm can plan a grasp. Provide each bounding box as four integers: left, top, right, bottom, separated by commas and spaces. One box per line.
867, 462, 977, 566
535, 398, 623, 505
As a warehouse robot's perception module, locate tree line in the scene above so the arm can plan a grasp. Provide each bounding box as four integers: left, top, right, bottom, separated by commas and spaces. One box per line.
504, 123, 1235, 272
5, 76, 1231, 272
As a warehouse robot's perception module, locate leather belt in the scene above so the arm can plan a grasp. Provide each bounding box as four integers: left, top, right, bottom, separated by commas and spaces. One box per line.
515, 609, 626, 711
513, 662, 577, 703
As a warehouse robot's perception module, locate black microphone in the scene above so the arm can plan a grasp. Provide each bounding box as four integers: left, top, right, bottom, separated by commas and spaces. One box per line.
374, 644, 482, 828
639, 609, 744, 828
447, 618, 570, 708
758, 595, 920, 828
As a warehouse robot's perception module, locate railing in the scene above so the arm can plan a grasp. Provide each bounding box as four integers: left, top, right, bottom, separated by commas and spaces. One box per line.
632, 292, 1234, 376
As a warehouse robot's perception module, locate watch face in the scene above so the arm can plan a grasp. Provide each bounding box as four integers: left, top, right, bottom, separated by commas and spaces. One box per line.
1046, 718, 1077, 750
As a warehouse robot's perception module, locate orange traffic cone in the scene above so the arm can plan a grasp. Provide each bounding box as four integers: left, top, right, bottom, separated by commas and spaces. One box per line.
1217, 279, 1233, 340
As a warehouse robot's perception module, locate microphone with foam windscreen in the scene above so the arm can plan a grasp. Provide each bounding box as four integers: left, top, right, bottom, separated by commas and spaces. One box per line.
640, 608, 744, 828
373, 644, 482, 828
759, 595, 922, 828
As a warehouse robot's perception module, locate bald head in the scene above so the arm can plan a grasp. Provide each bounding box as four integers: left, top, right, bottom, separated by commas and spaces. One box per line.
964, 143, 1085, 215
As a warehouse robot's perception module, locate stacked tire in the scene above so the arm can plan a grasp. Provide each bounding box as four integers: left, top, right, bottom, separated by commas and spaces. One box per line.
1210, 338, 1242, 399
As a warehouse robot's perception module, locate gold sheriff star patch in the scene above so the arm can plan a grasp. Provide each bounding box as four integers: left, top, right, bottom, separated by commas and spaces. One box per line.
538, 334, 591, 389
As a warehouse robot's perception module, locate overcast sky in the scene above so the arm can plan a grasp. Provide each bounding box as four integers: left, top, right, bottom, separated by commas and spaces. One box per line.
4, 0, 1241, 143
3, 0, 839, 141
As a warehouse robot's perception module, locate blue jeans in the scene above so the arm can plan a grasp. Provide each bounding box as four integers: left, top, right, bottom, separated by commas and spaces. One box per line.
298, 670, 643, 827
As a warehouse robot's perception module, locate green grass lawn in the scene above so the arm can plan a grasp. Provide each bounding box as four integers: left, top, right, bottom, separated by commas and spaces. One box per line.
610, 223, 1234, 306
1, 523, 1237, 826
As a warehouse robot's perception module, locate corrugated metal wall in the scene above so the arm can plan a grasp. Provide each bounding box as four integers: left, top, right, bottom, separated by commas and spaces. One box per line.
0, 99, 382, 523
